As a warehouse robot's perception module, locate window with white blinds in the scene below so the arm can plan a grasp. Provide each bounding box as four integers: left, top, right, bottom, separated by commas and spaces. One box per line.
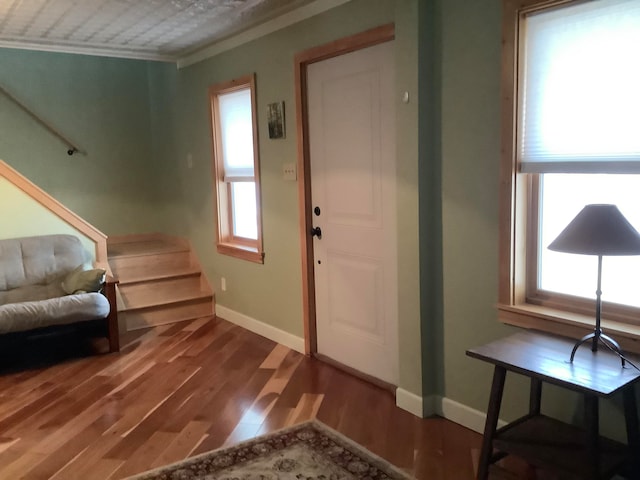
218, 88, 256, 182
209, 75, 264, 263
519, 0, 640, 173
499, 0, 640, 339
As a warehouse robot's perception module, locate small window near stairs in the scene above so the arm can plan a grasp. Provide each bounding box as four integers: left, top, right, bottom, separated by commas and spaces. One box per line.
208, 74, 264, 263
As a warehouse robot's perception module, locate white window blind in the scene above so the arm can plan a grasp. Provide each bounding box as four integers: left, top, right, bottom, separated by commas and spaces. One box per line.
218, 88, 255, 182
519, 0, 640, 173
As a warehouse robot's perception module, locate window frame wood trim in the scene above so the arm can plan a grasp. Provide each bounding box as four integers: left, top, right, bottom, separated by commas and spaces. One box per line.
209, 74, 264, 264
497, 0, 640, 350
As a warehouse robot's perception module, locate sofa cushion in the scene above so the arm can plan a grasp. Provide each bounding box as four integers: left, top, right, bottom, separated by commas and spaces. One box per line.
0, 235, 87, 291
0, 293, 110, 334
0, 282, 67, 306
61, 266, 106, 294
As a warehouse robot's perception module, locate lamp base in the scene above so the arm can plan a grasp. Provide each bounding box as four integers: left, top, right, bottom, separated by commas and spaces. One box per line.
569, 330, 625, 367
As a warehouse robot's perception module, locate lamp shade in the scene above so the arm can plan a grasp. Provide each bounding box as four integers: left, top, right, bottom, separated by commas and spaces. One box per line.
548, 204, 640, 256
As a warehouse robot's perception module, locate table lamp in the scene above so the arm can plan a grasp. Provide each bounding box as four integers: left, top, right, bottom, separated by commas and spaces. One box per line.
548, 204, 640, 364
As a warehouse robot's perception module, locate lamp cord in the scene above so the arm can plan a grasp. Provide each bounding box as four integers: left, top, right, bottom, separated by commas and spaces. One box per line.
599, 336, 640, 373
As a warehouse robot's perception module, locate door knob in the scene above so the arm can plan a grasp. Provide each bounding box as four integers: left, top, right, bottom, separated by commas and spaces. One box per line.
310, 226, 322, 238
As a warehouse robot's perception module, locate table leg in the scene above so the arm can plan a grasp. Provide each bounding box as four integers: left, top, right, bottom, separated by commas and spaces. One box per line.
477, 365, 506, 480
529, 378, 542, 415
584, 394, 600, 480
623, 386, 640, 480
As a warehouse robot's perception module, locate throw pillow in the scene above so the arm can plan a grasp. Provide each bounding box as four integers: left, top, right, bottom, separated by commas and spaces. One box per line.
62, 265, 106, 294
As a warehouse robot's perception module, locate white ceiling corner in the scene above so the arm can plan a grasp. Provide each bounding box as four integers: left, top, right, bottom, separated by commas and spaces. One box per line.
0, 0, 341, 65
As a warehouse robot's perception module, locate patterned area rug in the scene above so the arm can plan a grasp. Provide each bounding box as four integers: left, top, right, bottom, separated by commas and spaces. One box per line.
126, 420, 413, 480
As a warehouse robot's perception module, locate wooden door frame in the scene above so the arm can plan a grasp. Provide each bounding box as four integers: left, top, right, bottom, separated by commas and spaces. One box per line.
294, 23, 395, 355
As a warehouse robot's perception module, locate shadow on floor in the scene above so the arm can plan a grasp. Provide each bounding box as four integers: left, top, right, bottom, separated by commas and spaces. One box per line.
0, 324, 108, 374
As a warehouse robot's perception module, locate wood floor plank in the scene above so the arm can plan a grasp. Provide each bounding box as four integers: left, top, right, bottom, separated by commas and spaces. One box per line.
258, 406, 295, 433
110, 430, 177, 479
150, 420, 211, 468
18, 415, 111, 480
18, 380, 114, 436
48, 425, 128, 479
191, 417, 238, 456
442, 418, 479, 479
103, 362, 202, 459
0, 437, 19, 456
287, 393, 324, 426
0, 450, 46, 480
259, 343, 291, 370
0, 386, 68, 433
0, 316, 536, 480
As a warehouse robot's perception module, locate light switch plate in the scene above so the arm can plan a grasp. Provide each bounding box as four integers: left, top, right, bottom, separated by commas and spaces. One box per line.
283, 162, 297, 181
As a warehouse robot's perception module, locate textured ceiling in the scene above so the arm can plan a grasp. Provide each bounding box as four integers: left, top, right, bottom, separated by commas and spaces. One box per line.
0, 0, 317, 61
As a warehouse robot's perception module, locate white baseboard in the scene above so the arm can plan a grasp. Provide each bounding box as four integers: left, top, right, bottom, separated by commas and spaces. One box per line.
394, 389, 441, 418
394, 391, 507, 435
215, 305, 305, 354
395, 388, 425, 417
438, 397, 507, 434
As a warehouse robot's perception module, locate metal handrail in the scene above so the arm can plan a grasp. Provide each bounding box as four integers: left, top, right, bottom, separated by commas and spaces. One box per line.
0, 83, 84, 156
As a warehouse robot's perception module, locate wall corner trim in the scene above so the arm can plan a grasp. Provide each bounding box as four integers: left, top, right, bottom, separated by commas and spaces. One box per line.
396, 387, 436, 418
215, 304, 305, 354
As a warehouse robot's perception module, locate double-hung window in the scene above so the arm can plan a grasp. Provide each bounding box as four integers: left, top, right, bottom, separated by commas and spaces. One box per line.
499, 0, 640, 338
209, 74, 264, 263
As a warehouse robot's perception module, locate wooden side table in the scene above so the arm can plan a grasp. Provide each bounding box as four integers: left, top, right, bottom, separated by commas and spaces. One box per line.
467, 331, 640, 480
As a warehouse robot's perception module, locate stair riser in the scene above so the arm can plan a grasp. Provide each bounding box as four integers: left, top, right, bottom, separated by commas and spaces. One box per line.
119, 275, 203, 309
122, 299, 214, 331
107, 234, 215, 333
110, 251, 192, 279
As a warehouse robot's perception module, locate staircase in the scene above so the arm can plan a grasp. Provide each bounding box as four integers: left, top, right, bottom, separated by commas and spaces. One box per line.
107, 234, 214, 331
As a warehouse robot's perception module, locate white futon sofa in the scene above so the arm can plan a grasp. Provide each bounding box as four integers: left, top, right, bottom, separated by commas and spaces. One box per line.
0, 234, 119, 352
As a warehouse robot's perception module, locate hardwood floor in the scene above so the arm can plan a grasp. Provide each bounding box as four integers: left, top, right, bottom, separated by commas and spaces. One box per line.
0, 316, 534, 479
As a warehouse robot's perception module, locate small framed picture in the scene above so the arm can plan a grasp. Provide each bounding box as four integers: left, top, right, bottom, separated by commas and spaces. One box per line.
267, 101, 285, 139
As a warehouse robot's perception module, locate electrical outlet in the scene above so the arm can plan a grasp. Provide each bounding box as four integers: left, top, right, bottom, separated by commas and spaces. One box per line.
221, 277, 227, 292
187, 153, 193, 169
282, 163, 297, 181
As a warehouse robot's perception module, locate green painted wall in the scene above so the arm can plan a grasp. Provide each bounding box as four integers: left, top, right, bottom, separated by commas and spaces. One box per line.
0, 177, 97, 261
0, 49, 168, 235
156, 0, 424, 396
439, 0, 527, 419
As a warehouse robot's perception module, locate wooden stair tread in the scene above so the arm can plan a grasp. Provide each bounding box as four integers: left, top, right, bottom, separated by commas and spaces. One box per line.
120, 290, 213, 311
115, 266, 201, 285
107, 238, 187, 258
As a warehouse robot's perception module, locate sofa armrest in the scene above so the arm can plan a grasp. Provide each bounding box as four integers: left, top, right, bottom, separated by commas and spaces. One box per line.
102, 275, 120, 352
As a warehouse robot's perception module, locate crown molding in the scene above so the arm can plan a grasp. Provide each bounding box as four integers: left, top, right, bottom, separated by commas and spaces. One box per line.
176, 0, 352, 69
0, 40, 175, 63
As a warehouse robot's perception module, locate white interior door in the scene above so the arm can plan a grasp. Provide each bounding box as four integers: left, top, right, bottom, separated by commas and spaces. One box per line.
307, 41, 398, 385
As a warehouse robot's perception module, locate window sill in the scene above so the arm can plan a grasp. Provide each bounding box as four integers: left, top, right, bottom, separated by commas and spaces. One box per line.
217, 243, 264, 264
498, 303, 640, 355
